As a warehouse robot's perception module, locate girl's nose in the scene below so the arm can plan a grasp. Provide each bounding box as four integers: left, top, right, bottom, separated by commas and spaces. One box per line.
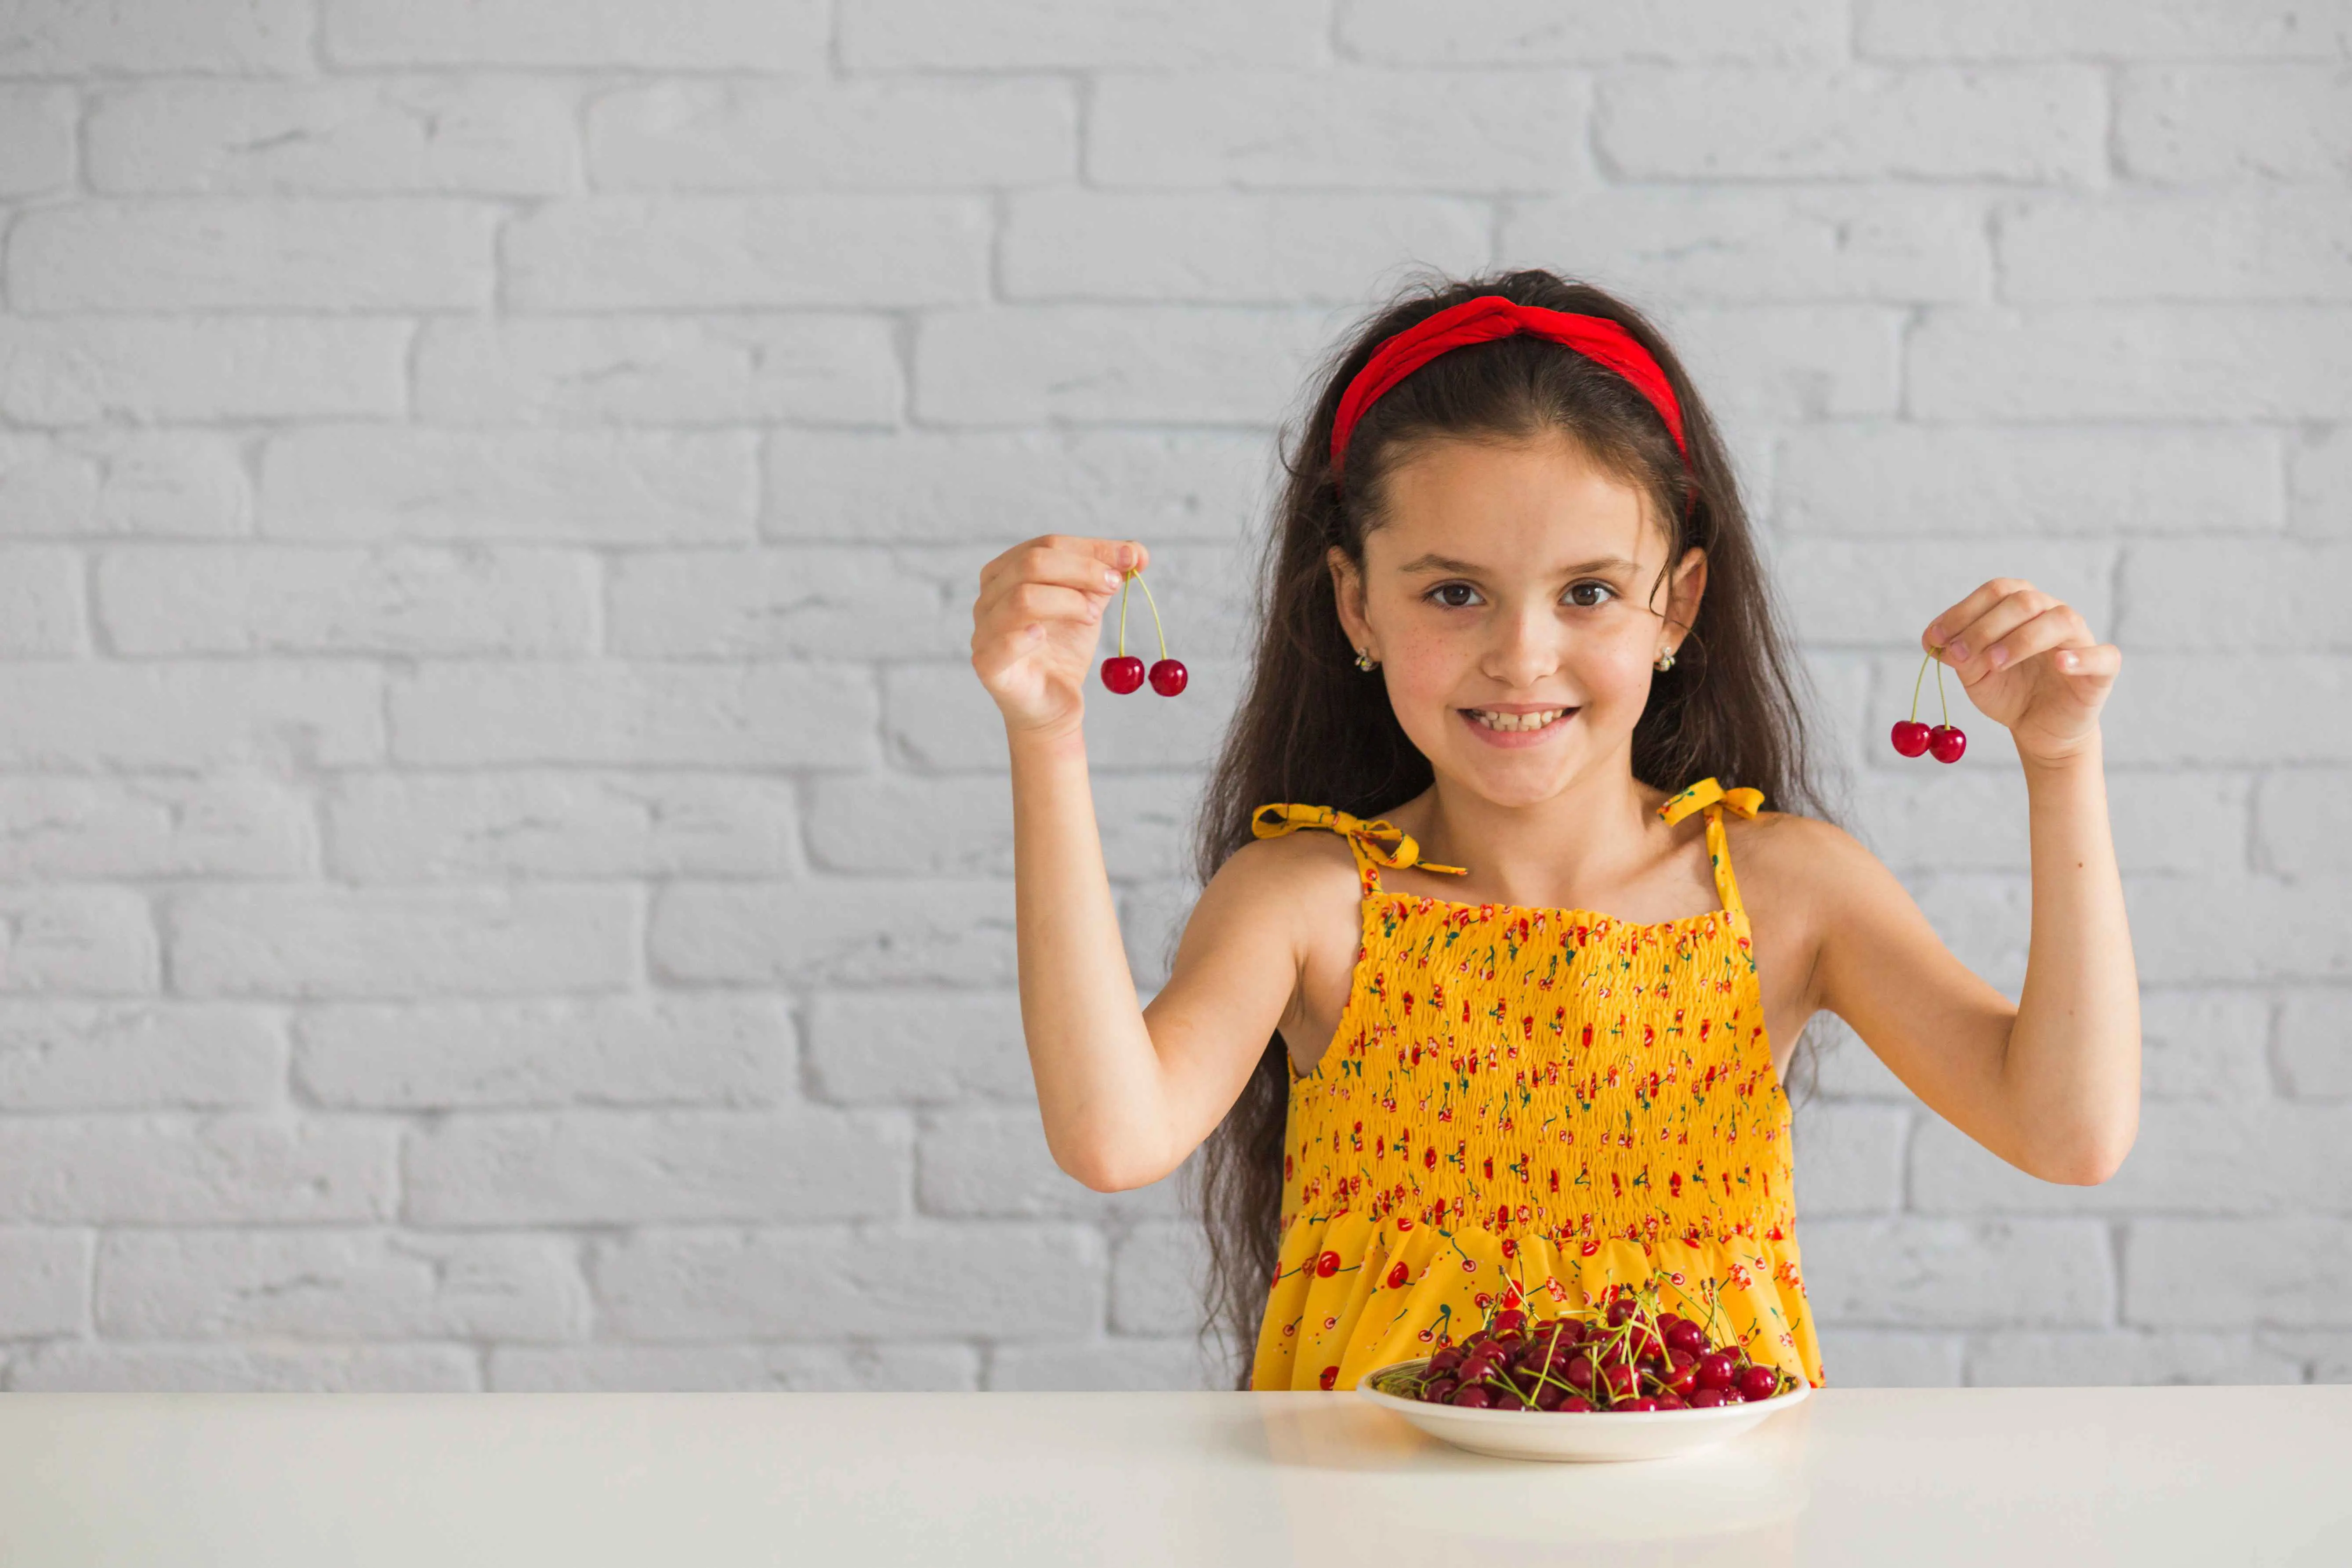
1483, 603, 1559, 685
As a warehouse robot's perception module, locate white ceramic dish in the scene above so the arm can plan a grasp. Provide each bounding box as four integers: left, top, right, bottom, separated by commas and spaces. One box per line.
1355, 1358, 1812, 1463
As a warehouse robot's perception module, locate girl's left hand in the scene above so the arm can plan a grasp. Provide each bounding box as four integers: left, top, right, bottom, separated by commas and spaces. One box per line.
1924, 578, 2121, 766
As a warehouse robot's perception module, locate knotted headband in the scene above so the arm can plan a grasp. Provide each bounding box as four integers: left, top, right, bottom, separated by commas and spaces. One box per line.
1328, 294, 1691, 492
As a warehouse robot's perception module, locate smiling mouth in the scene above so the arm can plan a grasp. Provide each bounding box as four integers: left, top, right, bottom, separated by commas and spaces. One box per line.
1463, 707, 1575, 733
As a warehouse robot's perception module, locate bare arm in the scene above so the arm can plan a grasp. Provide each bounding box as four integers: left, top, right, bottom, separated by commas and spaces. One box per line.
975, 533, 1303, 1191
1812, 577, 2138, 1186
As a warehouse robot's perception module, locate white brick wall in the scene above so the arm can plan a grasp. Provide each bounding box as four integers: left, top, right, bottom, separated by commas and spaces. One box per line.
0, 0, 2344, 1394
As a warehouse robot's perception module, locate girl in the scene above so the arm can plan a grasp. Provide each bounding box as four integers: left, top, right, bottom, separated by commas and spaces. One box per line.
968, 268, 2138, 1393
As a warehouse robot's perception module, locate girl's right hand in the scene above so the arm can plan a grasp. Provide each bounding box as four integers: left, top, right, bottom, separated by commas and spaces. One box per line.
971, 534, 1150, 740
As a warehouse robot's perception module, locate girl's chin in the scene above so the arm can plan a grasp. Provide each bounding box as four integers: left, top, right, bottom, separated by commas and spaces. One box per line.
1456, 706, 1579, 750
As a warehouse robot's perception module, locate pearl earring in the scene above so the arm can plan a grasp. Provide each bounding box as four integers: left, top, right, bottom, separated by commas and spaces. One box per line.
1654, 647, 1677, 672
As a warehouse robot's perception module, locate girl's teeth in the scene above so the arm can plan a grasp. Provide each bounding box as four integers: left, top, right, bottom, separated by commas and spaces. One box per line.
1471, 709, 1565, 732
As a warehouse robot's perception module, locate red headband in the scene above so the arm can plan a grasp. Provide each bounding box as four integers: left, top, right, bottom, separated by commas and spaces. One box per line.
1328, 294, 1691, 489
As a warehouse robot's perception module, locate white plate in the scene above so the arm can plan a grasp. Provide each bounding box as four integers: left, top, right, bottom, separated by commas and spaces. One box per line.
1355, 1358, 1812, 1463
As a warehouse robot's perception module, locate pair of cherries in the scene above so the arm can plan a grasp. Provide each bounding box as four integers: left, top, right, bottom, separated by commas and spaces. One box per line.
1891, 645, 1966, 763
1099, 565, 1187, 696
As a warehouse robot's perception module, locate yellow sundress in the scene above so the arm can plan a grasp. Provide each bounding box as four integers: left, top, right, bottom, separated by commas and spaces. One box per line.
1245, 776, 1824, 1393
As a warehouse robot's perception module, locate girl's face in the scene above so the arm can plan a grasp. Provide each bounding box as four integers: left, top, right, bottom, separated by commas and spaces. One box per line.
1328, 433, 1706, 806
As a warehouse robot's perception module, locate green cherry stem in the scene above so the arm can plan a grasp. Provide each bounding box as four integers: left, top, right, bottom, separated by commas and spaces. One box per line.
1127, 568, 1169, 662
1115, 573, 1131, 659
1910, 646, 1953, 727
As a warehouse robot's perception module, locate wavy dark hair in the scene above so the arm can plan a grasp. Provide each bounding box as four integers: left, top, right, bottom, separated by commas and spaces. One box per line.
1182, 267, 1844, 1388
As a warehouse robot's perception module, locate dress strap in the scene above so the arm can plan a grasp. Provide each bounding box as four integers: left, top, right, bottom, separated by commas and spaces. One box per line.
1656, 777, 1763, 920
1250, 803, 1468, 894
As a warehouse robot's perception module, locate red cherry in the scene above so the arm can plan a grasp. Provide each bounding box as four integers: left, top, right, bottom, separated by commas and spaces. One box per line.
1490, 1307, 1526, 1335
1533, 1383, 1566, 1411
1653, 1391, 1688, 1410
1558, 1393, 1595, 1412
1928, 724, 1968, 764
1450, 1384, 1493, 1409
1100, 655, 1145, 694
1313, 1250, 1341, 1278
1601, 1362, 1638, 1401
1687, 1387, 1729, 1409
1664, 1321, 1707, 1355
1147, 658, 1187, 696
1664, 1349, 1700, 1398
1618, 1396, 1662, 1412
1736, 1364, 1781, 1401
1890, 719, 1931, 757
1420, 1376, 1457, 1403
1694, 1351, 1738, 1391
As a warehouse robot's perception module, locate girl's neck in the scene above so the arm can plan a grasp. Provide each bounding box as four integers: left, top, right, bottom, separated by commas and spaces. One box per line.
1387, 764, 1676, 911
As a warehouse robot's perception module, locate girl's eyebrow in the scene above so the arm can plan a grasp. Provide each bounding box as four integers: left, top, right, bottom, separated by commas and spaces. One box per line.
1395, 552, 1642, 576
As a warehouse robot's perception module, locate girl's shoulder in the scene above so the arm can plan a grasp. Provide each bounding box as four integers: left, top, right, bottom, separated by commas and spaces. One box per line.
1720, 804, 1889, 920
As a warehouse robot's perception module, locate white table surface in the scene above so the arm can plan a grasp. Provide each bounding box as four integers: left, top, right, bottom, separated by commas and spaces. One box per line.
0, 1386, 2343, 1566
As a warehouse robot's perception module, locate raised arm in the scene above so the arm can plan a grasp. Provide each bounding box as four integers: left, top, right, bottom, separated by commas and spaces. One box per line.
972, 534, 1302, 1191
1810, 578, 2138, 1185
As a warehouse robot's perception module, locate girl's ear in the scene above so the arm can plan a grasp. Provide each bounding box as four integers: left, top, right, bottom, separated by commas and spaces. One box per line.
1667, 544, 1707, 642
1326, 545, 1370, 652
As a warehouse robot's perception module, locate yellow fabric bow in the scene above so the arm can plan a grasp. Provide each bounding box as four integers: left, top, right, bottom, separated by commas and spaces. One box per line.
1656, 776, 1765, 826
1248, 803, 1469, 875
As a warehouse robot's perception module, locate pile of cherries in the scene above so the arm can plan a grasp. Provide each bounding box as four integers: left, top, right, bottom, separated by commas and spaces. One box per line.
1890, 645, 1966, 764
1098, 565, 1186, 697
1375, 1293, 1790, 1413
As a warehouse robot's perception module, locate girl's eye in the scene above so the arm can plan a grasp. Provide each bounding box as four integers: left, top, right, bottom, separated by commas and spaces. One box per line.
1421, 581, 1618, 610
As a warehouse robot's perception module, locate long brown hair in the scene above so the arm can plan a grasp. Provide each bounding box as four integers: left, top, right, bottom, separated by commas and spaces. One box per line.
1184, 267, 1844, 1387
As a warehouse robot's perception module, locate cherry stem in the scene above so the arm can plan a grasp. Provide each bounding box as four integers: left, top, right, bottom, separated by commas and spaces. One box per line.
1115, 573, 1131, 658
1935, 650, 1950, 725
1127, 568, 1168, 662
1909, 648, 1932, 723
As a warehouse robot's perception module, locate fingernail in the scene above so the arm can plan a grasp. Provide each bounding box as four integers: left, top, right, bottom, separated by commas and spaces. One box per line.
2060, 650, 2079, 670
1986, 646, 2008, 669
1946, 639, 1968, 660
1102, 570, 1123, 589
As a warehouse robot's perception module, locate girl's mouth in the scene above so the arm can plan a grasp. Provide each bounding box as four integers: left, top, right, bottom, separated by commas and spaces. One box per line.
1460, 706, 1577, 745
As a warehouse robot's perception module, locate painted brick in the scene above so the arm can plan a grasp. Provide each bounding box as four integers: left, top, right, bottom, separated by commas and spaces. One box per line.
490, 1342, 979, 1391
1859, 0, 2352, 61
2117, 66, 2352, 183
586, 79, 1073, 191
323, 0, 827, 69
85, 78, 577, 195
260, 428, 757, 544
97, 545, 598, 655
416, 316, 899, 427
9, 199, 498, 312
1505, 187, 1990, 304
324, 772, 801, 883
840, 0, 1327, 68
404, 1108, 910, 1224
1004, 191, 1489, 303
1091, 70, 1594, 192
0, 1001, 283, 1109
292, 994, 796, 1109
0, 318, 407, 425
1341, 0, 1848, 64
0, 85, 73, 194
591, 1223, 1105, 1340
97, 1228, 588, 1339
0, 0, 311, 74
1910, 308, 2352, 420
506, 197, 990, 310
1598, 68, 2104, 182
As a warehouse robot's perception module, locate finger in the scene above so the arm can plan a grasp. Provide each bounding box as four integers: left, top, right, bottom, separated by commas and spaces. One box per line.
1924, 577, 2034, 653
984, 579, 1109, 637
2052, 642, 2122, 683
1938, 587, 2060, 670
1044, 534, 1148, 574
1955, 602, 2087, 682
978, 549, 1128, 625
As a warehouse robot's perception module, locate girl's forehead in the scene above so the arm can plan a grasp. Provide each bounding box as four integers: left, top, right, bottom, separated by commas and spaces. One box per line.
1370, 435, 1660, 565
